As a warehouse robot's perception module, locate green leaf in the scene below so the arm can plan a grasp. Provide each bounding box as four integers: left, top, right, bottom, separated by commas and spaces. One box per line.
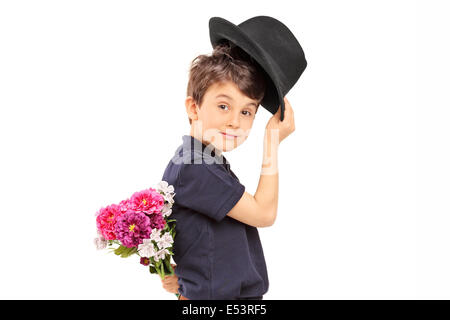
114, 245, 127, 256
120, 246, 137, 258
119, 246, 131, 257
149, 265, 157, 274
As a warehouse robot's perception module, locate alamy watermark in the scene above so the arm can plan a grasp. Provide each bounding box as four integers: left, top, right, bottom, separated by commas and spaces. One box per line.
170, 122, 280, 175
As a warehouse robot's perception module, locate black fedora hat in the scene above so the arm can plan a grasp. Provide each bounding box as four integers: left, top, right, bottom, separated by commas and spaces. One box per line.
209, 15, 307, 121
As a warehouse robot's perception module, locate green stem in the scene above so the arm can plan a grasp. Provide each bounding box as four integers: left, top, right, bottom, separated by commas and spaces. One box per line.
164, 258, 174, 275
155, 261, 163, 280
160, 260, 165, 279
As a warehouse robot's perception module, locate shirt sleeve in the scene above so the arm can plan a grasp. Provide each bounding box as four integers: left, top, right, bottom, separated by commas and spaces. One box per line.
175, 163, 245, 222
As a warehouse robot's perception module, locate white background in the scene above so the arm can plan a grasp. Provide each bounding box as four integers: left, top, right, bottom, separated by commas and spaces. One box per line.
0, 0, 448, 299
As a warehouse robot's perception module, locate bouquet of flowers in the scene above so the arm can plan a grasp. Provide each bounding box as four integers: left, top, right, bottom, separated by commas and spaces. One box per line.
94, 180, 178, 298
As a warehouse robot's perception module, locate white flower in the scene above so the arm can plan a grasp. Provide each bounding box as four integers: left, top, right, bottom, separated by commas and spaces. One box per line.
163, 192, 175, 205
156, 181, 175, 196
162, 208, 172, 218
94, 236, 107, 250
138, 239, 156, 258
155, 181, 176, 206
153, 248, 170, 262
161, 203, 172, 217
149, 228, 162, 242
157, 232, 174, 249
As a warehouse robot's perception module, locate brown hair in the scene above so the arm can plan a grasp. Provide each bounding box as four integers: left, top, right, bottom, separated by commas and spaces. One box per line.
186, 42, 267, 125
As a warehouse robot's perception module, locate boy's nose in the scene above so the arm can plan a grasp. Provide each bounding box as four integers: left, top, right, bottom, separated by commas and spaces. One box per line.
227, 112, 240, 128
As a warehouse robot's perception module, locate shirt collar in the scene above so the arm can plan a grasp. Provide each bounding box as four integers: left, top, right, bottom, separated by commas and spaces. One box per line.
182, 135, 230, 169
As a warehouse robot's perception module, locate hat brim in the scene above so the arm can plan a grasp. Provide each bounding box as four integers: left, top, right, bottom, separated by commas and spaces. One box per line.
209, 17, 286, 121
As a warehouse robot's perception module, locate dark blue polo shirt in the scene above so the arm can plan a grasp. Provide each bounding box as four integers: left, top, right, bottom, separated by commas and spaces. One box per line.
161, 135, 269, 300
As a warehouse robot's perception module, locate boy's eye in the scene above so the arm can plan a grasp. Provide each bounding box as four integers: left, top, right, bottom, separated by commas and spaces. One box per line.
218, 105, 252, 116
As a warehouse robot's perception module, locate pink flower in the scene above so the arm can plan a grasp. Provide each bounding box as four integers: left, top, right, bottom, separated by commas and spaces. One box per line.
118, 199, 131, 213
115, 210, 151, 248
140, 257, 150, 266
149, 212, 166, 230
130, 188, 164, 215
96, 204, 124, 240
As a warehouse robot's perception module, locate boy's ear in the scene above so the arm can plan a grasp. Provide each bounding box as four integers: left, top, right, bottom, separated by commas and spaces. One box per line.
185, 96, 199, 122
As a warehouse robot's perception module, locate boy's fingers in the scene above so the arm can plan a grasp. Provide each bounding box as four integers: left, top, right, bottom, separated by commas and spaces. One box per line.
274, 102, 282, 116
283, 98, 294, 123
284, 97, 292, 113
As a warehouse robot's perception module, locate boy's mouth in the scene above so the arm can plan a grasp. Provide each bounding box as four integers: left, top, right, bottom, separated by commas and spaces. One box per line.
220, 132, 238, 139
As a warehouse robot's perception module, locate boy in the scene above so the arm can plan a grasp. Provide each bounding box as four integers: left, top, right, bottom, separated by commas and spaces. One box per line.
160, 16, 306, 300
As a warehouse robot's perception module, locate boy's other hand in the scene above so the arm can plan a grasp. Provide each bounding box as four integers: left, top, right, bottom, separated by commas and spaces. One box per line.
161, 264, 180, 294
265, 97, 295, 143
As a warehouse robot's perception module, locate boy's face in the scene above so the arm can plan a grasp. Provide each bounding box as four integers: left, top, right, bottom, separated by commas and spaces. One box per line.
187, 80, 259, 153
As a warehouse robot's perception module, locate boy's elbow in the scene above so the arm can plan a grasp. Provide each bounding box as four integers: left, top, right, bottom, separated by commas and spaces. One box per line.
261, 209, 277, 227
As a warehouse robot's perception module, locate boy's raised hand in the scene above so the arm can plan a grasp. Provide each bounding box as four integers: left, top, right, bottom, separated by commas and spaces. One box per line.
265, 97, 295, 144
161, 264, 180, 294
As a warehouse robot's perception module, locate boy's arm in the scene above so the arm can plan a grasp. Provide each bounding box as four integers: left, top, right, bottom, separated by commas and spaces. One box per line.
227, 97, 295, 228
227, 129, 279, 228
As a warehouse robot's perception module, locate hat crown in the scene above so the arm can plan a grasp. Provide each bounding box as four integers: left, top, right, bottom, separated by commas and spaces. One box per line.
237, 16, 306, 92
